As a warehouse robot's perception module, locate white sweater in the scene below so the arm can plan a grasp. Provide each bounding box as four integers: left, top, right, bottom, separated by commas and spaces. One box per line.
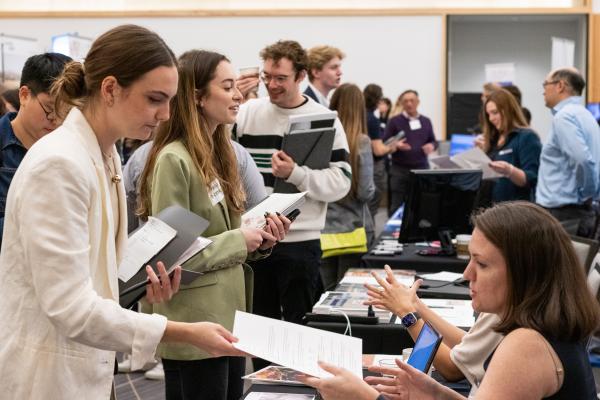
235, 96, 351, 242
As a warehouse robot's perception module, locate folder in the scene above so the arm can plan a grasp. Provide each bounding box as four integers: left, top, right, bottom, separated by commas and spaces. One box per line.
274, 127, 336, 193
118, 205, 210, 309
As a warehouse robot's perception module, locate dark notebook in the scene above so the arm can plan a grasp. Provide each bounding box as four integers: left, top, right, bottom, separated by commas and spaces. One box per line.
119, 205, 210, 309
274, 128, 336, 194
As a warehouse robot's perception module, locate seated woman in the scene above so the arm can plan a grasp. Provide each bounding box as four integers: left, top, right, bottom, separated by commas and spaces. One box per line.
479, 89, 542, 204
303, 201, 599, 400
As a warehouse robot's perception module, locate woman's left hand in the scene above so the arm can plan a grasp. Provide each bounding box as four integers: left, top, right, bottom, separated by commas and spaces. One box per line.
259, 212, 291, 250
300, 361, 380, 400
489, 160, 514, 177
365, 359, 448, 400
145, 261, 181, 304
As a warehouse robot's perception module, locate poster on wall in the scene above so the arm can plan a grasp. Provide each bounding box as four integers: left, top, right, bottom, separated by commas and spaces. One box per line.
51, 33, 93, 62
0, 34, 41, 83
484, 62, 515, 86
551, 37, 575, 70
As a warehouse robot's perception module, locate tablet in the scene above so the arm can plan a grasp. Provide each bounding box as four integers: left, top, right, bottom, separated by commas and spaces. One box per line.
407, 322, 443, 373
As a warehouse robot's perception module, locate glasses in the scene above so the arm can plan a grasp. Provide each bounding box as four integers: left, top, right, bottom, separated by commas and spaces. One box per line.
34, 96, 56, 121
260, 72, 291, 86
542, 80, 559, 88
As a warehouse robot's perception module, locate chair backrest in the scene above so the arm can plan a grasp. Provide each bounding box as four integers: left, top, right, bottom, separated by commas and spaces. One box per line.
571, 235, 600, 273
586, 252, 600, 298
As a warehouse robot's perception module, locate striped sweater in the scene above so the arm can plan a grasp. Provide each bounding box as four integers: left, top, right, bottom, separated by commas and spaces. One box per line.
235, 96, 351, 242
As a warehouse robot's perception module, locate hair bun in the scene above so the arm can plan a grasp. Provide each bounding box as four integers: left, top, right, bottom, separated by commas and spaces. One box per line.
51, 61, 87, 118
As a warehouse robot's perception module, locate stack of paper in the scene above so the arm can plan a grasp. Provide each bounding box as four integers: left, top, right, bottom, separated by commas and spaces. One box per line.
312, 291, 392, 322
429, 147, 502, 179
419, 298, 475, 328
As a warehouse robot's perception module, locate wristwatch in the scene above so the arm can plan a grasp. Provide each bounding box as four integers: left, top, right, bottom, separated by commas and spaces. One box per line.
399, 311, 421, 328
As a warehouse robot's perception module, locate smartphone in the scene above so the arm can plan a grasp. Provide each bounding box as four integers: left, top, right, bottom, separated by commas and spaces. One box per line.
407, 322, 443, 373
286, 209, 301, 222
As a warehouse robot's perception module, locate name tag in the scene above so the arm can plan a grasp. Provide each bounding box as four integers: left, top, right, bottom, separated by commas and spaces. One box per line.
409, 119, 422, 131
208, 179, 224, 206
498, 148, 513, 156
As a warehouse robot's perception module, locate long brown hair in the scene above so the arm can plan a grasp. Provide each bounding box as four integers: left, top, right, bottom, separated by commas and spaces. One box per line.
481, 88, 528, 152
472, 201, 600, 341
330, 83, 367, 198
138, 50, 245, 219
51, 24, 176, 118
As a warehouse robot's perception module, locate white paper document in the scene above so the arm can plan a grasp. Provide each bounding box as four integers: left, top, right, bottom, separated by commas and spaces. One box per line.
418, 271, 464, 282
485, 62, 515, 84
172, 236, 213, 267
430, 147, 502, 180
420, 298, 475, 328
340, 272, 414, 287
233, 311, 363, 379
286, 111, 337, 133
551, 37, 575, 70
118, 217, 177, 282
242, 192, 307, 229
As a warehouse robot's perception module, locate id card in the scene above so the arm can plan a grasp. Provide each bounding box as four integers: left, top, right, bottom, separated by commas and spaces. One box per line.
409, 119, 422, 131
208, 179, 224, 205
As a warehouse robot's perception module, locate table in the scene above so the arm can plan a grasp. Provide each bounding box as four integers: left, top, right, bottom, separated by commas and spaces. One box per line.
362, 242, 469, 273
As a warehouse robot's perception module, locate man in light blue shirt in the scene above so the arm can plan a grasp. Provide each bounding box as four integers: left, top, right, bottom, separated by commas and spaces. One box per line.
536, 68, 600, 237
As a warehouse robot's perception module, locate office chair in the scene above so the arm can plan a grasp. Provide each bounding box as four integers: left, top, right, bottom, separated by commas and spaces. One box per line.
571, 235, 600, 273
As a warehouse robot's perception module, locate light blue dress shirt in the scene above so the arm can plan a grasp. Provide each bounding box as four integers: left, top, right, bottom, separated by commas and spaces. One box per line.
536, 96, 600, 208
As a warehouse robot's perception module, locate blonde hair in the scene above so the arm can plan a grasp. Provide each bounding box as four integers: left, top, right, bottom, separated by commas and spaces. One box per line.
307, 45, 345, 81
138, 50, 245, 219
330, 83, 366, 198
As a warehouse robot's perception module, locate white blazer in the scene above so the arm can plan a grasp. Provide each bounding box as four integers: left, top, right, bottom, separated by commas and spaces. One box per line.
0, 108, 167, 399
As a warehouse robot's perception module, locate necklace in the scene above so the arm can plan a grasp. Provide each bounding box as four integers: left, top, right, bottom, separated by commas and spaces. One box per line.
102, 151, 122, 184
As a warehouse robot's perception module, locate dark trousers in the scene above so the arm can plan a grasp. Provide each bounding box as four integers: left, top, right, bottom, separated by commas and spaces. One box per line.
163, 357, 245, 400
545, 204, 596, 238
368, 158, 388, 219
250, 240, 321, 370
388, 164, 412, 216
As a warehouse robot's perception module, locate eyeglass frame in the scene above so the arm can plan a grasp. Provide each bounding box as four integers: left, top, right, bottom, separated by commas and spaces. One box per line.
33, 94, 57, 121
260, 71, 293, 86
542, 80, 560, 88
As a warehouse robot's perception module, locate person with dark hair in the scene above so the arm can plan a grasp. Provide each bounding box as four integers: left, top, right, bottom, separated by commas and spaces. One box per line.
479, 89, 542, 203
537, 68, 600, 237
302, 201, 600, 400
137, 49, 288, 400
378, 97, 392, 126
0, 52, 72, 249
235, 40, 351, 369
363, 83, 394, 220
383, 89, 437, 215
1, 88, 20, 112
0, 25, 245, 399
304, 45, 345, 107
503, 84, 532, 125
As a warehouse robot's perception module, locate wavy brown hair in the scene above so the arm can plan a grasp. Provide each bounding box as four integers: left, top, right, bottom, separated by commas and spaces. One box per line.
137, 50, 245, 219
481, 88, 528, 152
472, 201, 600, 341
330, 83, 367, 199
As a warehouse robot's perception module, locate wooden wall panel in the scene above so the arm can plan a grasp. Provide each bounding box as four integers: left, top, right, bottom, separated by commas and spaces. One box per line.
589, 14, 600, 102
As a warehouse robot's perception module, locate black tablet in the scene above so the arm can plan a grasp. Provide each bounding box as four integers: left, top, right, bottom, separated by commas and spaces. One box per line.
407, 322, 443, 373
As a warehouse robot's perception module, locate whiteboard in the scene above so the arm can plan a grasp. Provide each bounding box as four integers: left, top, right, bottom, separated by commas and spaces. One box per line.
0, 15, 444, 137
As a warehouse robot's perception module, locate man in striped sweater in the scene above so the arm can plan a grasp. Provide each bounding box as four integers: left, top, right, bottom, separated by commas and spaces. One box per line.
235, 40, 351, 345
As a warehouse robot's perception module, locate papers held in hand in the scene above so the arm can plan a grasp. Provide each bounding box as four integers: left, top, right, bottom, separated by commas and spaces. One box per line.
241, 191, 307, 229
429, 147, 502, 179
118, 205, 211, 309
384, 130, 405, 147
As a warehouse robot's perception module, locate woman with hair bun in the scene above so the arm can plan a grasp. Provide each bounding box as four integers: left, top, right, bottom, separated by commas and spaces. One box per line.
0, 24, 243, 399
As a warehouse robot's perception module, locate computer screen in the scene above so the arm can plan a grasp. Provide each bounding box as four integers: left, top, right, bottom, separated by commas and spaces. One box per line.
407, 322, 442, 373
399, 169, 482, 243
448, 133, 477, 156
587, 103, 600, 124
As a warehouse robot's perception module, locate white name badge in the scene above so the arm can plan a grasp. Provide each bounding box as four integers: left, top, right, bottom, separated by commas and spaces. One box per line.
208, 179, 225, 206
498, 148, 513, 156
409, 119, 422, 131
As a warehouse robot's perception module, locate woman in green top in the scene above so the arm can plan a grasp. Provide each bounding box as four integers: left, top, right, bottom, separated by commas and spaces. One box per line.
138, 50, 290, 400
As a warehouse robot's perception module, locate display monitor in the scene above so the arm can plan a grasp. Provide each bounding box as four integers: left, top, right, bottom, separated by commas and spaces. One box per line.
399, 169, 482, 248
587, 103, 600, 125
448, 133, 477, 156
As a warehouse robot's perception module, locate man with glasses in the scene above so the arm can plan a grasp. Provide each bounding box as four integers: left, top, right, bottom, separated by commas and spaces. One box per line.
0, 53, 72, 247
537, 68, 600, 238
235, 41, 351, 368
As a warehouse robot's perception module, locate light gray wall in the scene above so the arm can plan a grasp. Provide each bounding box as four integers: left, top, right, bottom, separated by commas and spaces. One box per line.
448, 15, 587, 142
0, 15, 445, 137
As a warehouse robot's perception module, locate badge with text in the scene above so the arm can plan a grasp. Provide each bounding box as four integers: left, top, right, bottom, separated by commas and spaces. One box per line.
498, 148, 513, 156
208, 179, 225, 206
409, 119, 422, 131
